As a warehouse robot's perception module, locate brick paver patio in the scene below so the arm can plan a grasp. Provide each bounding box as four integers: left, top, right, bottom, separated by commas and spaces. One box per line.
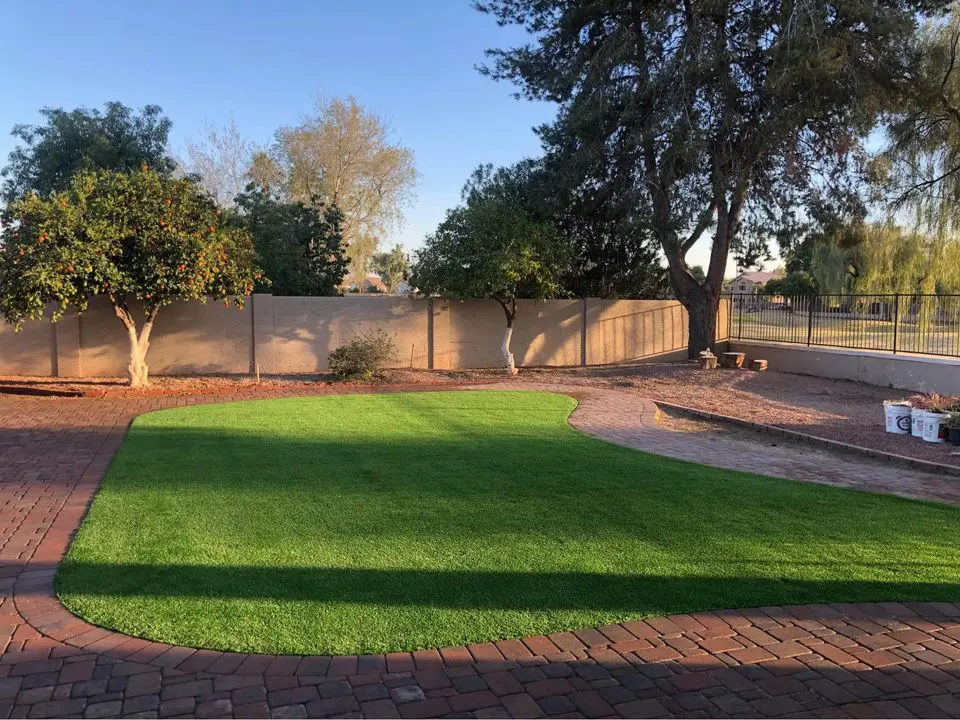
1, 384, 959, 719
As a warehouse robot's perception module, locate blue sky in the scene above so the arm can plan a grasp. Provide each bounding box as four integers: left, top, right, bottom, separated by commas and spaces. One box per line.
2, 0, 726, 271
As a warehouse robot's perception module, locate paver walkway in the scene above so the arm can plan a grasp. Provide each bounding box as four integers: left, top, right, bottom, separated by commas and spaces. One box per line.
1, 384, 959, 719
521, 384, 960, 506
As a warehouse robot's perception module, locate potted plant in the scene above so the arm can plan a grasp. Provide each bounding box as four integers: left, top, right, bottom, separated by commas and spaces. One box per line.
949, 411, 960, 446
922, 394, 955, 443
908, 394, 931, 438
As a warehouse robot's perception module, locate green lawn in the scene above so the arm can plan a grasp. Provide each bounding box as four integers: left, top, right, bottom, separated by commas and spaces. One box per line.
57, 391, 960, 655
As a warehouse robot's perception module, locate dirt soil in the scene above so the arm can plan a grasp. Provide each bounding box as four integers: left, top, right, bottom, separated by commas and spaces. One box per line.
2, 362, 958, 467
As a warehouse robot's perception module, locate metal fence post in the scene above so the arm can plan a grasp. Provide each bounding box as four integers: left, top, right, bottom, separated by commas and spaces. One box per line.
892, 293, 900, 354
806, 294, 814, 346
727, 294, 732, 340
737, 294, 744, 338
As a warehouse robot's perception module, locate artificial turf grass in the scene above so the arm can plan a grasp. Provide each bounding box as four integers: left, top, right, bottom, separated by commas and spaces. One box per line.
57, 390, 960, 655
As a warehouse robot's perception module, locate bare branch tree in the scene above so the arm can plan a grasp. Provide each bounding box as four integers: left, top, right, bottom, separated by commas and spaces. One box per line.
182, 117, 255, 207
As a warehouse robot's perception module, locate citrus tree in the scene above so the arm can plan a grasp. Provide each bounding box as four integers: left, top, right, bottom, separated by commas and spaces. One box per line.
0, 167, 261, 387
412, 165, 566, 375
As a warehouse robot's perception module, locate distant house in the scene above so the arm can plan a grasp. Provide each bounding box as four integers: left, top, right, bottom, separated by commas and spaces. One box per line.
726, 270, 784, 295
340, 273, 414, 295
341, 273, 388, 294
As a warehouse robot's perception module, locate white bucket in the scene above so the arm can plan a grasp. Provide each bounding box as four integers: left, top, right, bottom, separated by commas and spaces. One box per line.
922, 411, 948, 443
883, 402, 912, 435
911, 408, 926, 437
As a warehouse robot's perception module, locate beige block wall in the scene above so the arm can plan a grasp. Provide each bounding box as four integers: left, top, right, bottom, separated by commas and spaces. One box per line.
716, 297, 731, 342
585, 299, 689, 365
429, 299, 452, 370
77, 296, 253, 376
260, 295, 431, 373
0, 296, 732, 377
447, 299, 583, 369
0, 317, 56, 376
729, 339, 960, 395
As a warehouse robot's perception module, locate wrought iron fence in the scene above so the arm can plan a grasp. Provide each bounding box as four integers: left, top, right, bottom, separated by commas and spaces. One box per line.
725, 293, 960, 358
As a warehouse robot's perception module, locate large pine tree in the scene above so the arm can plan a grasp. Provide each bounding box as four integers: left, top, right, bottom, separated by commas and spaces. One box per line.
478, 0, 948, 356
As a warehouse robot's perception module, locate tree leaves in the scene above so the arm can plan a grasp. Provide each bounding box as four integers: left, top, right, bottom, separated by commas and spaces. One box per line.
371, 245, 411, 294
253, 97, 419, 280
232, 188, 348, 297
1, 102, 175, 208
412, 165, 568, 307
476, 0, 948, 353
0, 168, 261, 326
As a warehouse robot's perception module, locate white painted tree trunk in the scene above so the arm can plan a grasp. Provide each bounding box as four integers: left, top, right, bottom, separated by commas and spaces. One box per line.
115, 303, 157, 388
127, 328, 151, 388
501, 325, 517, 376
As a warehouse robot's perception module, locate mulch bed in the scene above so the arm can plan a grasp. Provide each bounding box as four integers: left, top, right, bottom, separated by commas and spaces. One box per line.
0, 369, 474, 398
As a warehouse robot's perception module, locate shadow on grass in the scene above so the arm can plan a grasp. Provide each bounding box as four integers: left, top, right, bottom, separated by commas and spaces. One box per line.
54, 563, 960, 610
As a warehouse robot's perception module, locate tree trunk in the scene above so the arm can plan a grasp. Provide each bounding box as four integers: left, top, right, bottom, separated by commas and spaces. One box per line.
662, 178, 746, 358
127, 330, 150, 388
114, 302, 158, 388
683, 285, 720, 359
501, 325, 517, 375
495, 298, 519, 375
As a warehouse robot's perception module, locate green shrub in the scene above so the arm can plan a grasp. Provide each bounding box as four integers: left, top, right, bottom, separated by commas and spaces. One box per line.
328, 329, 397, 380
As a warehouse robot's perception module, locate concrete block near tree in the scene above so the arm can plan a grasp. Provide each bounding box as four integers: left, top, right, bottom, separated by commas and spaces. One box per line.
721, 352, 746, 369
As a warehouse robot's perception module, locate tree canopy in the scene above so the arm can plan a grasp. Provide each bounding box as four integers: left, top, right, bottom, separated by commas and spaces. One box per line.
519, 157, 668, 299
478, 0, 949, 356
0, 167, 260, 386
233, 187, 348, 297
764, 272, 818, 297
874, 12, 960, 236
371, 244, 411, 294
250, 97, 419, 280
775, 219, 960, 297
1, 102, 175, 208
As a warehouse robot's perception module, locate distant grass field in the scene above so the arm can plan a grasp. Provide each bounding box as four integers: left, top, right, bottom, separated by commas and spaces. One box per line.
734, 312, 960, 355
57, 391, 960, 655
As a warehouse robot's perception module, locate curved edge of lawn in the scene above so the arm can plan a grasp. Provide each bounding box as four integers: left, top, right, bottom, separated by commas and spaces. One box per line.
53, 389, 960, 656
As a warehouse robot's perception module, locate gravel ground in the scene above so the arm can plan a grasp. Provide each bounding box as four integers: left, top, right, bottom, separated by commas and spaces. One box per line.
656, 406, 873, 459
2, 362, 958, 466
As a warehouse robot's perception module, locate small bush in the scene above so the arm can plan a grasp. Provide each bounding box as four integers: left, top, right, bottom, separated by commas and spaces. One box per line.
328, 329, 397, 380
